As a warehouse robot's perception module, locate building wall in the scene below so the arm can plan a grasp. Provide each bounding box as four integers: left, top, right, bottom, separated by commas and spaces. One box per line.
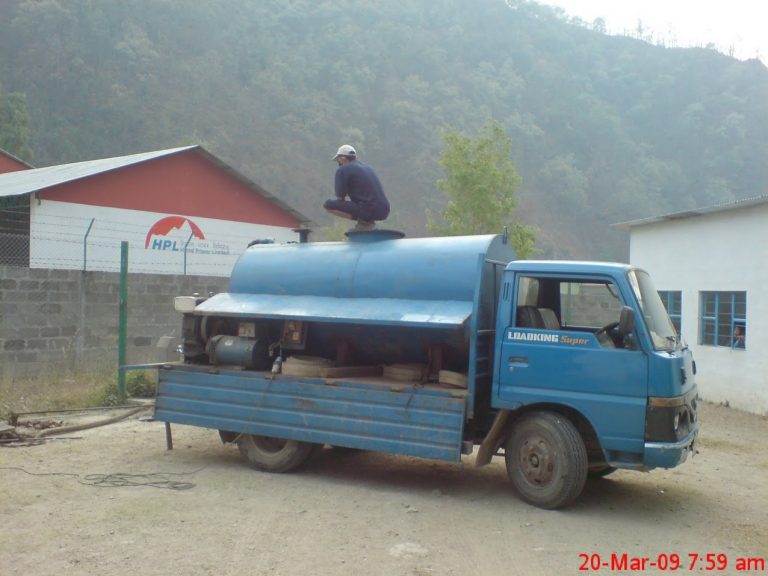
629, 203, 768, 414
29, 200, 297, 275
0, 153, 29, 174
0, 265, 228, 383
36, 150, 301, 227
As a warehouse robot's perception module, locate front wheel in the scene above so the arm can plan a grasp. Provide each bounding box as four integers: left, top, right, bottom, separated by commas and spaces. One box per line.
237, 435, 318, 473
505, 412, 588, 509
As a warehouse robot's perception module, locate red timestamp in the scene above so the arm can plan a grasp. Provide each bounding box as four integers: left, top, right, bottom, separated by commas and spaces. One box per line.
578, 552, 767, 572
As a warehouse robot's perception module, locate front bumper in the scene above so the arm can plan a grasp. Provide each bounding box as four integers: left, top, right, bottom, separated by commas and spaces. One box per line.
644, 423, 699, 469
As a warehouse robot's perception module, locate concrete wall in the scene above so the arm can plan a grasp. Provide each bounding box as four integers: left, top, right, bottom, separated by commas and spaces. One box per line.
0, 265, 228, 382
629, 202, 768, 415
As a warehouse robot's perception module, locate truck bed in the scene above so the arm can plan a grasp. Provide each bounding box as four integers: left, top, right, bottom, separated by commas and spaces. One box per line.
154, 363, 468, 462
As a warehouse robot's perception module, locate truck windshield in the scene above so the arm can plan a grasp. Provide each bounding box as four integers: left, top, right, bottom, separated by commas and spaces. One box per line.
628, 269, 678, 351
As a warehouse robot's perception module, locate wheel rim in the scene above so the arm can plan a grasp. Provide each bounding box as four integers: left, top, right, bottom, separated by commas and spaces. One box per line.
253, 436, 289, 453
519, 433, 555, 486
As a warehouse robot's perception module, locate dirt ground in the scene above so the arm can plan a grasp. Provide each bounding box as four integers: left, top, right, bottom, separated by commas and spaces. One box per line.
1, 401, 766, 576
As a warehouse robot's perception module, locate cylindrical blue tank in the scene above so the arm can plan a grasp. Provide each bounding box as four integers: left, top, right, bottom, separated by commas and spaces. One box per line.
230, 231, 514, 306
202, 232, 516, 402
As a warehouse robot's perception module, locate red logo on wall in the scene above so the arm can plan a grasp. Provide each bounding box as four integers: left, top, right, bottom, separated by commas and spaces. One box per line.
145, 216, 205, 250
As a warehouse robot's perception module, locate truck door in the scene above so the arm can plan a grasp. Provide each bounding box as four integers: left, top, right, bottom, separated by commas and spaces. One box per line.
495, 274, 648, 457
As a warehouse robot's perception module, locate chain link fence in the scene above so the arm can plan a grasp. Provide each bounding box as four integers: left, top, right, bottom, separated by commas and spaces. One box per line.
0, 231, 29, 266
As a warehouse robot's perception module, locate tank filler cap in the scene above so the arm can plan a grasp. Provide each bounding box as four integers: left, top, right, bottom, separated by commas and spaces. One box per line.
345, 229, 406, 242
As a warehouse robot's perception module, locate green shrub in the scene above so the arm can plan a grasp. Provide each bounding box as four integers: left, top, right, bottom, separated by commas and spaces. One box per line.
96, 371, 157, 406
126, 371, 157, 398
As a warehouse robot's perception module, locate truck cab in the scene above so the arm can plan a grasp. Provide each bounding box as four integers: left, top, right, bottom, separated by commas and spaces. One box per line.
484, 261, 698, 507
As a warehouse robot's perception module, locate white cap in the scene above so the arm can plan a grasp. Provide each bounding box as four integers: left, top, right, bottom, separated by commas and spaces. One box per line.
333, 144, 357, 160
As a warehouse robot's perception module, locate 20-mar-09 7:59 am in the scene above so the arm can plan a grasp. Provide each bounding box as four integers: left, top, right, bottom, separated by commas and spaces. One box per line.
578, 552, 766, 572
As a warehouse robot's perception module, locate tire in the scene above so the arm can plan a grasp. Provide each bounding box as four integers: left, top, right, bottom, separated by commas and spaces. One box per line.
588, 465, 618, 479
505, 412, 588, 509
383, 363, 426, 382
438, 369, 468, 388
236, 435, 318, 473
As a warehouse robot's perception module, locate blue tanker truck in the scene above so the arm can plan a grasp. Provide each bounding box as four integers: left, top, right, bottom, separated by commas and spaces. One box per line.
154, 230, 698, 509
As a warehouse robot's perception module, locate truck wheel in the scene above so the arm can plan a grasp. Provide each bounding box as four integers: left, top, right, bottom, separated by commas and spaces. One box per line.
505, 412, 587, 509
237, 435, 318, 473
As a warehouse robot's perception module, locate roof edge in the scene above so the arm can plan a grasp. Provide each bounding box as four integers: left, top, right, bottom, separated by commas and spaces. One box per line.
614, 194, 768, 229
191, 146, 312, 226
0, 145, 313, 227
0, 147, 34, 169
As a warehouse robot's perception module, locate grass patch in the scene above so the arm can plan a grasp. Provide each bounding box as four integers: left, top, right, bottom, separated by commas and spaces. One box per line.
0, 370, 157, 420
99, 371, 157, 406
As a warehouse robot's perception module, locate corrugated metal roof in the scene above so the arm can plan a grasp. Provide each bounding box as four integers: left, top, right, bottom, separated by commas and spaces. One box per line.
614, 194, 768, 228
0, 146, 196, 198
0, 145, 311, 225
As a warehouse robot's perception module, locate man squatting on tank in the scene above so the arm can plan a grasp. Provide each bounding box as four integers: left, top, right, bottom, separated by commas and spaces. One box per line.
324, 145, 390, 231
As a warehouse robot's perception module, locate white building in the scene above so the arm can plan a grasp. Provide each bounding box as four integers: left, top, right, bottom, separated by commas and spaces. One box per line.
620, 196, 768, 415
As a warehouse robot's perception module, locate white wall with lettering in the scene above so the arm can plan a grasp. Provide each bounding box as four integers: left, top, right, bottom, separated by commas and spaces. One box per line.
30, 200, 299, 276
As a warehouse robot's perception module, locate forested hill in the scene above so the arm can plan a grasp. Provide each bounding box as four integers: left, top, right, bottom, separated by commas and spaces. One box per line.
1, 0, 766, 259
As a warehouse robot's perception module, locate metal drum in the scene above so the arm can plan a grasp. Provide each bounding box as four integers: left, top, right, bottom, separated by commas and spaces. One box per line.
206, 335, 270, 370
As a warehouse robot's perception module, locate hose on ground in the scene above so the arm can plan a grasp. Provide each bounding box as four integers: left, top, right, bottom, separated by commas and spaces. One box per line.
34, 405, 151, 439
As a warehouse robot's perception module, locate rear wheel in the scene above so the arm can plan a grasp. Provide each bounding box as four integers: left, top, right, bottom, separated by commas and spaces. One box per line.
237, 435, 318, 472
505, 412, 588, 509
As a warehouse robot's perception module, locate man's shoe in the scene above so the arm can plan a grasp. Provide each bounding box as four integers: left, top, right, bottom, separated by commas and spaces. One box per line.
352, 220, 376, 232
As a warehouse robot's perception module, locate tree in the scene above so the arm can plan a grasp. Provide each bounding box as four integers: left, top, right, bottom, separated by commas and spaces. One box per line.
0, 84, 32, 162
427, 122, 536, 257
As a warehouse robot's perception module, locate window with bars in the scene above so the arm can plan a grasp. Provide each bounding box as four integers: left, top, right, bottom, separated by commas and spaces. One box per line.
699, 291, 746, 349
658, 290, 682, 334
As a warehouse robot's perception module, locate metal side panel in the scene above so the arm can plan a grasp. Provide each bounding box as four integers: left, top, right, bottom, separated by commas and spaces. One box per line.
154, 366, 467, 462
194, 292, 473, 329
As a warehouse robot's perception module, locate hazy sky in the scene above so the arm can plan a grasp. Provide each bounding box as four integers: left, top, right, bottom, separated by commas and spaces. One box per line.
541, 0, 766, 62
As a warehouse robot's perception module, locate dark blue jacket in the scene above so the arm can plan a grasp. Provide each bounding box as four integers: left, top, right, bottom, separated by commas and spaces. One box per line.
335, 160, 390, 219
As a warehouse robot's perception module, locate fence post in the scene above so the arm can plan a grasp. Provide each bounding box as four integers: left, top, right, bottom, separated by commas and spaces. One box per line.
117, 241, 128, 401
82, 218, 95, 271
183, 231, 194, 275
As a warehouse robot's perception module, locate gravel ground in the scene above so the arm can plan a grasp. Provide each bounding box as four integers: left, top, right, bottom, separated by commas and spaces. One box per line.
1, 401, 766, 576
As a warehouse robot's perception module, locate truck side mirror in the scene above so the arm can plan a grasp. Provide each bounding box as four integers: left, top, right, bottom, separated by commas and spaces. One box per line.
618, 306, 635, 336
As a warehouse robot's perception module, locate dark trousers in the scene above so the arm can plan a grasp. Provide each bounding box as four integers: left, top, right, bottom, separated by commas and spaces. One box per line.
323, 199, 389, 222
